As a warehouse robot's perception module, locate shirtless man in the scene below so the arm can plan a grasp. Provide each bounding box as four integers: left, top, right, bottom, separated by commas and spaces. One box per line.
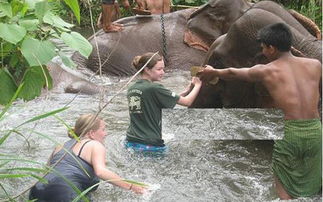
101, 0, 130, 32
134, 0, 170, 14
197, 23, 322, 199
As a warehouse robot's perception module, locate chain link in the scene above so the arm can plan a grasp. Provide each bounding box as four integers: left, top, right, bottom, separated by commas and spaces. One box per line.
160, 14, 168, 64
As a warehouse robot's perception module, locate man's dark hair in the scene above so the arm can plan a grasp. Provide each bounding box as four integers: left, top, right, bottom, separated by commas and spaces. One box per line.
257, 23, 292, 52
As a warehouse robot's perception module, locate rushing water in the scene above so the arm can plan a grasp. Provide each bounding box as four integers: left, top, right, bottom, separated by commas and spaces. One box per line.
0, 66, 321, 201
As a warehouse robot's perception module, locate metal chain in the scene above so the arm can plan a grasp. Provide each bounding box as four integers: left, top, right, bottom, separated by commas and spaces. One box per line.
160, 14, 168, 64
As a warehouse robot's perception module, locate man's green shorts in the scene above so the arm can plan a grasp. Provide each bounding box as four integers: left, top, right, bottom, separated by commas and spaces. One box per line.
272, 119, 322, 197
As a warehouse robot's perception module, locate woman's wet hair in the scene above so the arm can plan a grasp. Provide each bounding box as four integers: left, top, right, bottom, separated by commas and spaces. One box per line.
68, 114, 102, 138
132, 52, 163, 72
257, 23, 292, 52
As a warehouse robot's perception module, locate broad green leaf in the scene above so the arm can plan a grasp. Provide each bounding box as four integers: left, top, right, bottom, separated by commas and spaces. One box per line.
63, 0, 80, 24
0, 42, 14, 58
21, 37, 56, 66
17, 66, 44, 100
35, 0, 48, 21
43, 11, 74, 29
19, 19, 39, 31
59, 51, 76, 68
25, 0, 43, 10
0, 2, 12, 17
17, 66, 53, 100
0, 68, 17, 105
0, 83, 23, 122
61, 32, 92, 58
0, 23, 26, 44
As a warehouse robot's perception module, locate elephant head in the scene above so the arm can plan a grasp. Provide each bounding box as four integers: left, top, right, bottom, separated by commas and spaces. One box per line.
186, 0, 252, 48
192, 0, 322, 108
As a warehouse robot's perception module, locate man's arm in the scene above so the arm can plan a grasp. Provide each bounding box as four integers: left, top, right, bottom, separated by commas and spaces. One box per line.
197, 65, 266, 82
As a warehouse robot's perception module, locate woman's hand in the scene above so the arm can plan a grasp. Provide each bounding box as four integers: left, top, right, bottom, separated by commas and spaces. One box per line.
191, 76, 202, 86
130, 184, 147, 194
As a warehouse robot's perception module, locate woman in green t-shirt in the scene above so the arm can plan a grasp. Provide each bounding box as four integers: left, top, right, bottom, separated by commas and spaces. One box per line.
126, 52, 202, 152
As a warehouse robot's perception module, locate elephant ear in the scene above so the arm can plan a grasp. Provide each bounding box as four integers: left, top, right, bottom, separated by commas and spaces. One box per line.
183, 29, 209, 52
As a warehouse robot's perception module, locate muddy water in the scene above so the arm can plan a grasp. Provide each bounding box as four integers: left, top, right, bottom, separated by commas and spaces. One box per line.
0, 68, 320, 202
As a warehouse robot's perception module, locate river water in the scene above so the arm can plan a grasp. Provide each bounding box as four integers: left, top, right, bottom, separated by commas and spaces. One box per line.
0, 65, 321, 201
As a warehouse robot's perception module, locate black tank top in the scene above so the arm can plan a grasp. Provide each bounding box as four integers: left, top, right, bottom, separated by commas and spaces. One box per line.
29, 139, 100, 202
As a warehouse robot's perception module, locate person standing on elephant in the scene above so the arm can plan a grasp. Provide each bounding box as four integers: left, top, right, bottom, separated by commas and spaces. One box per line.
101, 0, 130, 32
197, 23, 322, 200
133, 0, 170, 15
126, 52, 202, 152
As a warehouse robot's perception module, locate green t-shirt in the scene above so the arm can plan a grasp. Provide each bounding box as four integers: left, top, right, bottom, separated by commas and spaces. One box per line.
126, 79, 180, 146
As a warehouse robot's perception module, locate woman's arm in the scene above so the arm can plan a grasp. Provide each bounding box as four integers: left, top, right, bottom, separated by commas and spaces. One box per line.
91, 142, 146, 194
177, 77, 202, 106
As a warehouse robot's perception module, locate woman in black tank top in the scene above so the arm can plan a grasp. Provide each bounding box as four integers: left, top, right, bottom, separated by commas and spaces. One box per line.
29, 114, 146, 202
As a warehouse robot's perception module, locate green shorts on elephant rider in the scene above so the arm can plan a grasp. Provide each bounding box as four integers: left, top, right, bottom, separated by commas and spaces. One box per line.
272, 119, 322, 198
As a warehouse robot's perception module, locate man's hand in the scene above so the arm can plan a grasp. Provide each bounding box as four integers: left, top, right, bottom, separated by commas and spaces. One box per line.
196, 65, 218, 82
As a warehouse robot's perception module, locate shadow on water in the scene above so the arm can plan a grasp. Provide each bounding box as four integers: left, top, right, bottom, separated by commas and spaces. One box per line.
1, 69, 321, 201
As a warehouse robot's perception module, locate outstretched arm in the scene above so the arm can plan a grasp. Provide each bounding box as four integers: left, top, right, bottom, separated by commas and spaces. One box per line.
91, 143, 146, 194
197, 65, 265, 82
177, 77, 202, 106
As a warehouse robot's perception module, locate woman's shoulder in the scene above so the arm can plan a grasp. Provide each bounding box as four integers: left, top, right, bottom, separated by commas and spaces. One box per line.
86, 140, 106, 151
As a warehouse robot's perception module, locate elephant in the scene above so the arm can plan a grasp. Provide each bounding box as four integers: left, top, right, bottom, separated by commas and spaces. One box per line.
71, 0, 256, 77
191, 1, 322, 109
47, 62, 103, 95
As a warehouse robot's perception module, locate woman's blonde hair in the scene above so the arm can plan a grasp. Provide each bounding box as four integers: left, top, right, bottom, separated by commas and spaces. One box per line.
132, 52, 163, 72
68, 114, 102, 138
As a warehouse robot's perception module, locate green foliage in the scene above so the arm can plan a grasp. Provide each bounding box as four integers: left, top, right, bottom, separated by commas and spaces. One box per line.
0, 0, 92, 105
0, 68, 17, 105
261, 0, 322, 30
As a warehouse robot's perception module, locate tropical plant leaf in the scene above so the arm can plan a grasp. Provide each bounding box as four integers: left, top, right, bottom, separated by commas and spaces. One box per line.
61, 32, 92, 58
5, 167, 47, 173
0, 69, 17, 105
17, 107, 68, 127
0, 2, 12, 17
21, 37, 56, 66
35, 0, 49, 21
123, 179, 149, 187
59, 51, 76, 68
63, 0, 80, 24
43, 11, 74, 29
72, 182, 102, 202
24, 0, 39, 9
0, 23, 26, 44
17, 66, 53, 100
0, 42, 14, 58
0, 174, 30, 179
19, 19, 39, 31
0, 131, 12, 147
0, 83, 23, 121
0, 160, 10, 168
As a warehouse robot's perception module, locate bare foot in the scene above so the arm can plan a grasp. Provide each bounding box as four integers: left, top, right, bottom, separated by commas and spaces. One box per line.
103, 24, 124, 32
112, 22, 124, 27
